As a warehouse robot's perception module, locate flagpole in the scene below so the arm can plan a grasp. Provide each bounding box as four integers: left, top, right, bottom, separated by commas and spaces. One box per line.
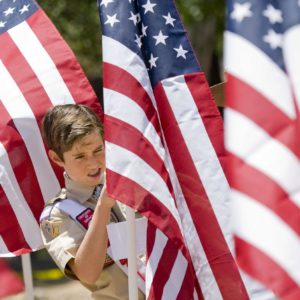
21, 253, 34, 300
126, 206, 139, 300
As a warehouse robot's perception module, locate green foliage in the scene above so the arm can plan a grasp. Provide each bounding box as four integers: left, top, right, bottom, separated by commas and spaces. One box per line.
176, 0, 225, 55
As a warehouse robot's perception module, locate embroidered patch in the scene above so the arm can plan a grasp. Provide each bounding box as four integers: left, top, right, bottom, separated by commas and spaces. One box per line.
91, 185, 103, 201
76, 208, 94, 229
42, 220, 60, 238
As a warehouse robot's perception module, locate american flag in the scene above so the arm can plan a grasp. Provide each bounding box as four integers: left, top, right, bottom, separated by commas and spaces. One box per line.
225, 0, 300, 298
0, 0, 102, 257
98, 0, 249, 299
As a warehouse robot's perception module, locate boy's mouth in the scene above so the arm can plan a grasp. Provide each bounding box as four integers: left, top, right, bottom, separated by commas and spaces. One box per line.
88, 169, 101, 178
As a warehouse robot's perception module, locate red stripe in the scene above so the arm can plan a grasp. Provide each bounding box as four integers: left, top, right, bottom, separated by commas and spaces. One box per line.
106, 170, 189, 258
148, 238, 194, 300
227, 154, 300, 235
103, 62, 162, 137
0, 102, 44, 222
0, 32, 53, 128
26, 10, 103, 121
105, 115, 175, 201
235, 237, 300, 299
176, 267, 204, 300
154, 81, 249, 299
0, 32, 64, 189
185, 73, 228, 171
0, 186, 31, 254
146, 222, 156, 264
226, 73, 300, 158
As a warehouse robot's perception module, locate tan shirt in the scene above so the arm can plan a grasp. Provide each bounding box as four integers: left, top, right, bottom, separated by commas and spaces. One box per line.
40, 174, 144, 300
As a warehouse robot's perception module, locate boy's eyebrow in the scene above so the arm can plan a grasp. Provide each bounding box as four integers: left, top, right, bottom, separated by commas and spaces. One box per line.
72, 152, 85, 157
72, 145, 104, 156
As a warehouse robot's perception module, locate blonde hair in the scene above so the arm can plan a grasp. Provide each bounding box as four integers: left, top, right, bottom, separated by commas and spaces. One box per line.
42, 104, 103, 161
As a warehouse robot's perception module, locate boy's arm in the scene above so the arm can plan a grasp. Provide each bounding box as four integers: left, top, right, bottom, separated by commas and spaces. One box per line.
68, 186, 115, 285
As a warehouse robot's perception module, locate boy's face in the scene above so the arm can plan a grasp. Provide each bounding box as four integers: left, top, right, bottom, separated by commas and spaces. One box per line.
50, 131, 105, 188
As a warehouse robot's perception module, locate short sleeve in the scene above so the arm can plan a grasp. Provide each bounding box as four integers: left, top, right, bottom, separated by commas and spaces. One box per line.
40, 206, 86, 279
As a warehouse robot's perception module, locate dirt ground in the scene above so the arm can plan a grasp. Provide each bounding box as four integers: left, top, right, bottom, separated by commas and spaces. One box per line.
2, 279, 91, 300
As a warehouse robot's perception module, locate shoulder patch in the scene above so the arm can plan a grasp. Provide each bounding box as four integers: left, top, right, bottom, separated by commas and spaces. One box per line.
76, 208, 94, 229
41, 219, 60, 238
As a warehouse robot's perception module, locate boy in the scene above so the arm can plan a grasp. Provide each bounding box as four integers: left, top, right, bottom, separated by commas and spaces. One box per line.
40, 104, 144, 299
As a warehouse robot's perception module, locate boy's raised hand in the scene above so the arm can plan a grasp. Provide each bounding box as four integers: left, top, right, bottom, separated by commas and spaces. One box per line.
98, 184, 116, 209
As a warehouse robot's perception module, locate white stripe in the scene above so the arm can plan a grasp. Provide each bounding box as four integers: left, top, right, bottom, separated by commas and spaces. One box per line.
225, 108, 300, 207
0, 236, 13, 257
162, 250, 188, 300
8, 21, 74, 105
283, 25, 300, 110
102, 35, 157, 110
104, 88, 165, 160
146, 229, 168, 297
0, 143, 42, 250
163, 147, 223, 299
162, 76, 233, 249
0, 60, 60, 201
193, 289, 199, 300
106, 142, 182, 228
232, 189, 300, 284
105, 87, 223, 298
224, 31, 295, 119
239, 270, 276, 300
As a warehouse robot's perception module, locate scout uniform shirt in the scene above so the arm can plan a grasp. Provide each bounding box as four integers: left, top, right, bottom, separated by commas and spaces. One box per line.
40, 173, 145, 300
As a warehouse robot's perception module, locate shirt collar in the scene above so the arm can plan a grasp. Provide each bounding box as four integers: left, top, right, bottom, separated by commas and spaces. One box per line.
64, 172, 94, 204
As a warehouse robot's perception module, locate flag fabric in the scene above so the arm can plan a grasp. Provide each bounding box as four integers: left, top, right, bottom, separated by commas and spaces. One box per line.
225, 0, 300, 299
0, 0, 102, 257
98, 0, 249, 299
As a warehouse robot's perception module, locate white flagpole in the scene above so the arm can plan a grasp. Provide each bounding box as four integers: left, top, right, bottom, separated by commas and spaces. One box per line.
21, 253, 34, 300
126, 206, 139, 300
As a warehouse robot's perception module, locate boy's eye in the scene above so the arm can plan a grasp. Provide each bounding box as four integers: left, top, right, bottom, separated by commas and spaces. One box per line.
75, 155, 84, 160
95, 147, 104, 154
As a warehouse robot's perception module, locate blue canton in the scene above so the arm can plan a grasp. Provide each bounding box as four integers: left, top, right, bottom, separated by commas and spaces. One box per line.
0, 0, 38, 35
227, 0, 300, 71
98, 0, 200, 87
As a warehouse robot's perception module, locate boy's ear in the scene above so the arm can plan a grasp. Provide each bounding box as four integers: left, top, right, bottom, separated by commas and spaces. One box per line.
48, 149, 64, 167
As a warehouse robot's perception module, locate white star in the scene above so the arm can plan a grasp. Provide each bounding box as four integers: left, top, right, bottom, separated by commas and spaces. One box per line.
263, 4, 283, 24
149, 53, 158, 69
104, 14, 120, 27
174, 44, 188, 59
3, 7, 16, 17
163, 12, 176, 27
19, 4, 30, 15
0, 20, 6, 27
263, 29, 283, 49
230, 2, 252, 22
153, 30, 168, 45
100, 0, 114, 8
134, 34, 142, 48
142, 0, 156, 14
129, 11, 140, 25
141, 23, 148, 37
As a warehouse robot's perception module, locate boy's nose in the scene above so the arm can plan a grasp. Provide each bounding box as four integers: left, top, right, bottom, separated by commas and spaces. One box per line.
87, 156, 103, 168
